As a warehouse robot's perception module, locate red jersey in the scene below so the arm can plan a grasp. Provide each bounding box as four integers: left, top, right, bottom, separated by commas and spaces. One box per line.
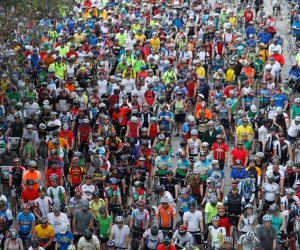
144, 90, 156, 106
112, 107, 131, 127
66, 51, 78, 58
186, 81, 196, 98
212, 142, 229, 161
78, 125, 92, 142
244, 10, 254, 22
149, 123, 158, 139
59, 130, 75, 146
45, 168, 63, 188
127, 120, 141, 138
68, 166, 86, 185
231, 148, 248, 166
21, 188, 39, 208
219, 215, 231, 236
157, 244, 176, 250
270, 54, 284, 66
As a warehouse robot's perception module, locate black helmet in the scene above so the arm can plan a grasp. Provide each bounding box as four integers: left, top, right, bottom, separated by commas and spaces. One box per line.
188, 200, 196, 208
31, 239, 39, 248
180, 140, 188, 147
83, 229, 93, 241
163, 237, 171, 245
151, 226, 158, 236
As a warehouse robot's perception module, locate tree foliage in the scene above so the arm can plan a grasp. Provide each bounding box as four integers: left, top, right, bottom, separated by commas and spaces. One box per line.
0, 0, 72, 42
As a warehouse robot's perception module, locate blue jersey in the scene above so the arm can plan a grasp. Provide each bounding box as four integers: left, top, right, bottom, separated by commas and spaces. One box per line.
55, 231, 74, 250
230, 167, 248, 180
272, 94, 287, 108
17, 212, 35, 233
180, 196, 195, 212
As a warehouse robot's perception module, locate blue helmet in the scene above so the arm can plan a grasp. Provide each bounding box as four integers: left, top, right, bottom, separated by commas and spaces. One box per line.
290, 204, 299, 217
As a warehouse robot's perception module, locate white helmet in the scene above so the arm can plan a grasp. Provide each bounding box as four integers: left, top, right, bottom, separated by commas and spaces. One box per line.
265, 65, 272, 70
131, 116, 138, 123
161, 196, 169, 203
59, 223, 68, 234
115, 216, 124, 222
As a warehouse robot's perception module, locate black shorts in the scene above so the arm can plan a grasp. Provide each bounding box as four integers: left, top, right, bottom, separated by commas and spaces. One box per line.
221, 118, 230, 129
175, 113, 186, 123
132, 227, 145, 239
229, 215, 239, 226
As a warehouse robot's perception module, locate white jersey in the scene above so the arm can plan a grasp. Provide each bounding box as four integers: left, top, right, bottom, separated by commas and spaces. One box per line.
281, 195, 300, 210
173, 230, 193, 248
47, 186, 66, 205
47, 212, 69, 234
81, 184, 97, 200
208, 226, 226, 249
143, 229, 163, 249
35, 196, 52, 218
183, 210, 203, 232
288, 120, 300, 137
111, 224, 130, 248
262, 182, 280, 201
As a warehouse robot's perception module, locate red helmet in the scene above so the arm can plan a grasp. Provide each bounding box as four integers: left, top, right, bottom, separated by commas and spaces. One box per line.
217, 204, 225, 211
74, 186, 82, 196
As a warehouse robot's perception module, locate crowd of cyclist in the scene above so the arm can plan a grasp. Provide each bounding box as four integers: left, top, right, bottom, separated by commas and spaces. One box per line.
2, 0, 300, 249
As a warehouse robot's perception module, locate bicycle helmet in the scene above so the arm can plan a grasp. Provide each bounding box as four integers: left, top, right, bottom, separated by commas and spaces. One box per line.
81, 200, 89, 209
99, 207, 106, 214
92, 191, 100, 198
49, 175, 58, 182
74, 151, 81, 157
158, 134, 166, 140
67, 245, 76, 250
286, 160, 294, 167
286, 188, 295, 195
13, 158, 21, 163
0, 200, 5, 207
191, 129, 198, 135
267, 173, 274, 179
201, 142, 209, 147
31, 239, 39, 248
223, 236, 233, 243
115, 216, 124, 223
256, 152, 264, 158
244, 178, 252, 187
107, 240, 115, 247
163, 237, 171, 245
10, 229, 17, 238
245, 204, 253, 209
159, 147, 166, 153
151, 226, 158, 236
210, 195, 218, 204
161, 196, 169, 203
39, 123, 47, 130
188, 200, 196, 208
217, 204, 225, 211
141, 127, 148, 132
211, 215, 220, 221
52, 204, 61, 212
185, 243, 195, 250
245, 230, 255, 241
109, 177, 117, 185
30, 160, 37, 168
269, 204, 278, 213
263, 214, 272, 222
206, 177, 215, 184
41, 217, 49, 224
180, 188, 189, 195
83, 229, 93, 241
179, 225, 188, 235
290, 204, 299, 217
22, 203, 30, 209
74, 186, 82, 196
211, 159, 219, 165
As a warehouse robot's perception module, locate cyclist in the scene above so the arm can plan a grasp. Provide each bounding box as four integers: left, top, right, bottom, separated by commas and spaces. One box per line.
21, 179, 39, 210
256, 214, 278, 250
204, 195, 223, 226
0, 200, 13, 230
77, 229, 100, 250
73, 201, 94, 243
172, 225, 193, 249
280, 188, 300, 211
32, 217, 55, 249
179, 188, 195, 213
28, 239, 46, 250
161, 170, 179, 202
207, 216, 226, 249
223, 185, 246, 235
110, 216, 130, 249
261, 173, 280, 211
246, 158, 262, 208
104, 177, 122, 217
47, 204, 69, 235
47, 175, 68, 211
55, 223, 74, 250
4, 229, 23, 250
97, 207, 112, 250
22, 160, 42, 192
9, 157, 25, 213
207, 160, 225, 194
81, 175, 98, 201
16, 203, 35, 247
217, 204, 231, 236
238, 178, 255, 204
157, 237, 176, 250
155, 196, 176, 231
237, 204, 256, 236
0, 217, 9, 250
67, 157, 86, 198
183, 200, 204, 244
141, 226, 163, 250
237, 230, 259, 250
129, 200, 149, 248
220, 236, 235, 250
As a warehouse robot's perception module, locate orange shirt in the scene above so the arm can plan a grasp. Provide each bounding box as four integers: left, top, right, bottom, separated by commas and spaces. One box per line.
22, 170, 42, 191
65, 83, 75, 93
195, 108, 212, 120
48, 137, 69, 150
155, 204, 176, 228
43, 55, 55, 67
59, 130, 74, 147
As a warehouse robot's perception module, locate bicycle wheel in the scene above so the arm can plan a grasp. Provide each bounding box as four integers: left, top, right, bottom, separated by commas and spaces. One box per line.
286, 22, 292, 35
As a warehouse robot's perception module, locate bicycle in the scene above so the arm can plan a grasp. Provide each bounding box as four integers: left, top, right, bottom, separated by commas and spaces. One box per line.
131, 229, 144, 250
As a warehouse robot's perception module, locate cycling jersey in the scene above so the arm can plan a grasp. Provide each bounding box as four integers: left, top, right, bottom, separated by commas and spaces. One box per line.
155, 204, 176, 228
208, 226, 226, 249
104, 186, 121, 206
47, 186, 65, 205
55, 231, 74, 250
143, 229, 163, 250
131, 209, 149, 230
9, 166, 25, 187
17, 212, 35, 233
